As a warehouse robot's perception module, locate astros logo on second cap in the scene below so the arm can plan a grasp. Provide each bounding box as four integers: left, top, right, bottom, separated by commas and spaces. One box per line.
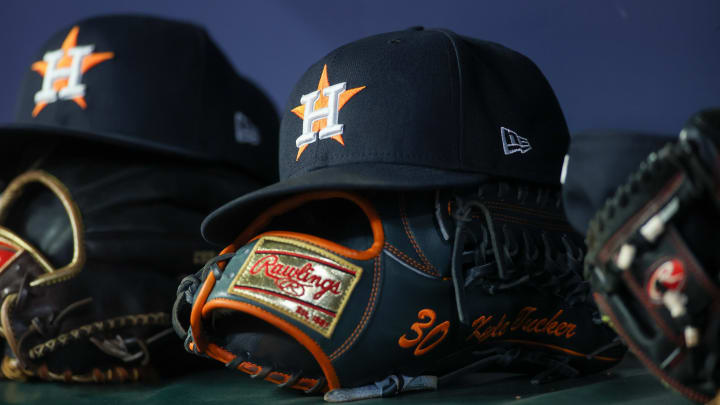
30, 26, 114, 117
291, 65, 365, 161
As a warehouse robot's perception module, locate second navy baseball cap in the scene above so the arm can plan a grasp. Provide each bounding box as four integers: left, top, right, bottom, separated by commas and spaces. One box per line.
0, 14, 279, 181
562, 131, 675, 235
203, 26, 570, 244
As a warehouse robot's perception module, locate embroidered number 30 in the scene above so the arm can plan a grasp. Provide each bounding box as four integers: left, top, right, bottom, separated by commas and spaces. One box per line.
398, 309, 450, 356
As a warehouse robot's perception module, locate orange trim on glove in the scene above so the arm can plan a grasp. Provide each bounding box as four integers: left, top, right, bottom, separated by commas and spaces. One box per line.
203, 298, 341, 390
189, 271, 217, 353
189, 273, 341, 390
190, 191, 385, 391
498, 338, 621, 362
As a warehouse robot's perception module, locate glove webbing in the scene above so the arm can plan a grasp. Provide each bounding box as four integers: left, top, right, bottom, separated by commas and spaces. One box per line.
437, 183, 620, 390
449, 183, 594, 325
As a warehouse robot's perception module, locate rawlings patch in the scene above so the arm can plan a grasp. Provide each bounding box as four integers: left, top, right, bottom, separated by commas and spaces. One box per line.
647, 258, 686, 303
228, 236, 362, 338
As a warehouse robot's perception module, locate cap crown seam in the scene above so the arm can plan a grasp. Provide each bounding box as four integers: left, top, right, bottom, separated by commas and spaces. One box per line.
429, 29, 464, 170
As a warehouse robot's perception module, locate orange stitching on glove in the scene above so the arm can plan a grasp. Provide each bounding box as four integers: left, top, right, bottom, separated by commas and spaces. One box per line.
497, 338, 620, 362
329, 255, 382, 361
202, 298, 341, 390
187, 341, 320, 392
399, 196, 438, 275
384, 242, 437, 277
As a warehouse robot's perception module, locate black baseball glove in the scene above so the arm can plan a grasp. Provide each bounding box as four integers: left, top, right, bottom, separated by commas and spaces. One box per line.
0, 143, 260, 383
174, 180, 625, 401
584, 108, 720, 403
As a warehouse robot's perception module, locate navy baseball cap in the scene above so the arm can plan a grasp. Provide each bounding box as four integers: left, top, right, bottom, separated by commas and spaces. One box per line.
562, 131, 676, 235
202, 27, 570, 244
0, 14, 279, 181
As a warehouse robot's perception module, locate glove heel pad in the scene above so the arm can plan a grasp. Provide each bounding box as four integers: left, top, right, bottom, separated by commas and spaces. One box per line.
199, 298, 339, 391
211, 310, 321, 375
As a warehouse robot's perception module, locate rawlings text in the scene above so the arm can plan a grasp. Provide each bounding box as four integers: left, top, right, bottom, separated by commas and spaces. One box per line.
228, 236, 362, 338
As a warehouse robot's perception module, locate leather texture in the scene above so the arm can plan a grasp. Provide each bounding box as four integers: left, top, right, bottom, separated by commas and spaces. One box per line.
0, 144, 262, 382
179, 183, 625, 396
584, 121, 720, 404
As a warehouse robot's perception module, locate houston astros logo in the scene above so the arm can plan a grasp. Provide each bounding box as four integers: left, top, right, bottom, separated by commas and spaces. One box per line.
291, 65, 365, 161
647, 258, 686, 303
30, 26, 114, 117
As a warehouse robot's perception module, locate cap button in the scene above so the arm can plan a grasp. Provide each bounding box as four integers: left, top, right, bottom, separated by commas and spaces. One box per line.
406, 26, 424, 31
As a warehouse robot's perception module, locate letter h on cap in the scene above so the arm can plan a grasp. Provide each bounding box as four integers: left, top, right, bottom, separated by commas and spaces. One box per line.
295, 83, 347, 148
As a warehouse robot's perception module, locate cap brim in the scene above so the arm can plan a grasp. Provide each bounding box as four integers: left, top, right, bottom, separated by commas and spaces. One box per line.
201, 163, 488, 245
0, 122, 213, 162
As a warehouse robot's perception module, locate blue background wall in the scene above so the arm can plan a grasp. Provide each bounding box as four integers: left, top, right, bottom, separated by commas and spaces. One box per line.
1, 0, 718, 135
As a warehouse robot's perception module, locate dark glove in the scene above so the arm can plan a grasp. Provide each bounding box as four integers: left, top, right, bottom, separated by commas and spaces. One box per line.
175, 182, 625, 401
584, 108, 720, 403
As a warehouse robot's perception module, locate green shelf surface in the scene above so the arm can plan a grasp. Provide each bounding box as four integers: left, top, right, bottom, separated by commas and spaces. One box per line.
0, 355, 693, 405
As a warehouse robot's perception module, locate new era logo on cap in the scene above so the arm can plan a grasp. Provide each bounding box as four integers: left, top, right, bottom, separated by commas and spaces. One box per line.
501, 127, 532, 155
234, 111, 261, 146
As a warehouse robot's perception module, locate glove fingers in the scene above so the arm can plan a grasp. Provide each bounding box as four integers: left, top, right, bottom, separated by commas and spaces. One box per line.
585, 111, 720, 403
0, 157, 238, 382
214, 312, 322, 377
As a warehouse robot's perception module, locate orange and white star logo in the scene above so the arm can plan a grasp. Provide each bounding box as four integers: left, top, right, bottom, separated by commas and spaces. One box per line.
30, 26, 114, 117
291, 65, 365, 161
